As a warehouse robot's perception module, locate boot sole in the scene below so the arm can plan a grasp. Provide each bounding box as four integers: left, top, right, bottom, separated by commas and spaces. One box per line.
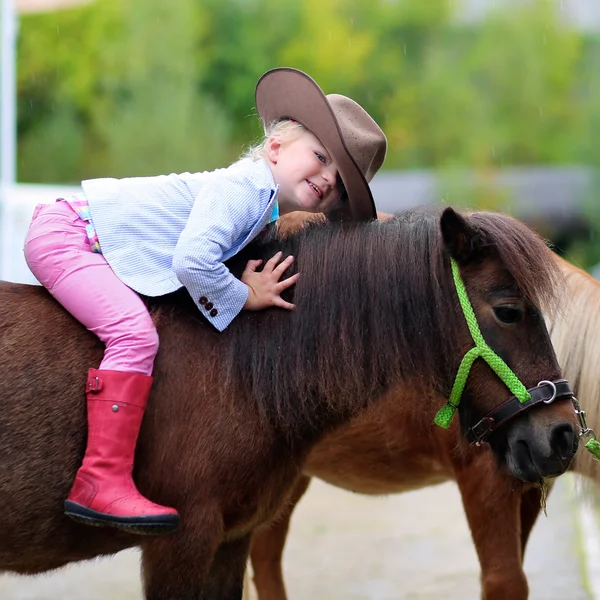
64, 500, 180, 536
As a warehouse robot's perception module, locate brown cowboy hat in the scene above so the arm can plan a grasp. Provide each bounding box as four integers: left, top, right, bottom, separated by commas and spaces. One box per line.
255, 67, 387, 222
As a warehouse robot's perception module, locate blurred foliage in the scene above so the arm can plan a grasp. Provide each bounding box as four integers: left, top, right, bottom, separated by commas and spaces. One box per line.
13, 0, 600, 264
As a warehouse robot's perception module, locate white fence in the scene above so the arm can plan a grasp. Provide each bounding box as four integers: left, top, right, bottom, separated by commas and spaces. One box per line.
0, 183, 78, 283
0, 169, 596, 283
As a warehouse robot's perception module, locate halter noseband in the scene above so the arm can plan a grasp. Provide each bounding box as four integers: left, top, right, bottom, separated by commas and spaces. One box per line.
465, 379, 573, 445
434, 258, 600, 460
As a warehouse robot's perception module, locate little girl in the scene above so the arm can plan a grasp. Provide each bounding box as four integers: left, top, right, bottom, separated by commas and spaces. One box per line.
24, 67, 387, 535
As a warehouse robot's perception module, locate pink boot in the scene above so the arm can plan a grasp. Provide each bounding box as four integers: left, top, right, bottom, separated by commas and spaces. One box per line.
65, 369, 179, 535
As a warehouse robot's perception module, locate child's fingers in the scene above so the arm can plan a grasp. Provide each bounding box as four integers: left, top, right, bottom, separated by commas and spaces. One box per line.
262, 251, 283, 272
242, 259, 263, 275
272, 296, 296, 311
275, 272, 300, 292
271, 255, 295, 279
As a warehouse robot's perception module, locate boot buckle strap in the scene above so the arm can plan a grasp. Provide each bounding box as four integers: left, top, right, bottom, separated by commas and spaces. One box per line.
87, 376, 103, 393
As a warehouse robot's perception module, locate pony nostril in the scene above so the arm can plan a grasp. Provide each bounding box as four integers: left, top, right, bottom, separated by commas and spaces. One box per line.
550, 422, 577, 460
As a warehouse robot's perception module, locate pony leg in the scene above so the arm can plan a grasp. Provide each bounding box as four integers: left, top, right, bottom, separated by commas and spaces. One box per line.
455, 460, 528, 600
250, 475, 312, 600
141, 509, 224, 600
201, 535, 253, 600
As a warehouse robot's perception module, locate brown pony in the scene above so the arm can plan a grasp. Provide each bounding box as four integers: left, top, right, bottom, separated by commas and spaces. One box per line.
248, 255, 598, 600
0, 206, 578, 600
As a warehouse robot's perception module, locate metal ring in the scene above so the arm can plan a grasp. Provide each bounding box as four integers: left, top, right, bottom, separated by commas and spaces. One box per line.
538, 380, 557, 404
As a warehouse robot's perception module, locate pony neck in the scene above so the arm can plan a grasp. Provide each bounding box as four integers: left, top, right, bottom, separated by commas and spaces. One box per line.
223, 218, 462, 440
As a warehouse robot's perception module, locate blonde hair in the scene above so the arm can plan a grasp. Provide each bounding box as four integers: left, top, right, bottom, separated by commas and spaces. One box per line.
242, 119, 307, 161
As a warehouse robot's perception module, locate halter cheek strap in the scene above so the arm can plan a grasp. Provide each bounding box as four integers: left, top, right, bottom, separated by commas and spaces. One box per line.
434, 259, 530, 429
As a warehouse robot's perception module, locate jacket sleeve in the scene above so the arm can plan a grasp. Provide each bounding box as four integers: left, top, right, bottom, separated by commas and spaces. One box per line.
172, 172, 270, 332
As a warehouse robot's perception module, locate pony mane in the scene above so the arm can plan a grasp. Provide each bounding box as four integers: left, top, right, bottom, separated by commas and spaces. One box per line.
212, 205, 562, 438
549, 257, 600, 481
467, 211, 562, 313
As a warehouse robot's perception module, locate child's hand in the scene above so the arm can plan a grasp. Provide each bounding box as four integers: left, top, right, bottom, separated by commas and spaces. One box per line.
242, 251, 299, 311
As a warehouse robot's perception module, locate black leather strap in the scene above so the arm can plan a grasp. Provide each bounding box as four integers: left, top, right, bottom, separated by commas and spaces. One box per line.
465, 379, 574, 445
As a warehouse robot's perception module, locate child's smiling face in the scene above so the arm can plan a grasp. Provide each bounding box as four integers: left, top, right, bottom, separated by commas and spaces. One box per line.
265, 129, 343, 214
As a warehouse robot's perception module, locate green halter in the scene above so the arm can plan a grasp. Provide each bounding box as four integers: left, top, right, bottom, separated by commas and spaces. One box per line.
434, 258, 600, 462
434, 258, 530, 429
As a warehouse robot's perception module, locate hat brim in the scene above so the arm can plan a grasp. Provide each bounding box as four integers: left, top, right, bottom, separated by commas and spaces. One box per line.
255, 68, 376, 222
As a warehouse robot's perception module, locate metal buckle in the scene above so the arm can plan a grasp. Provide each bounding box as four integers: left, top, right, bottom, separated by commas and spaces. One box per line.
572, 395, 596, 439
87, 376, 102, 393
538, 380, 557, 404
471, 416, 496, 446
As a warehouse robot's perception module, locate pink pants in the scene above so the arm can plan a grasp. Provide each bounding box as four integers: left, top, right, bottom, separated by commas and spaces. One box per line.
24, 201, 158, 375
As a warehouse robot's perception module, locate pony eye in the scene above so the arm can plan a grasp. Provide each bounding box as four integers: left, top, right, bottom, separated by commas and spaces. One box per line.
493, 306, 523, 324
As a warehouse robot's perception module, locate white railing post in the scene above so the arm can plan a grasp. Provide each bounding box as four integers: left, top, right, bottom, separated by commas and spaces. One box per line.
0, 0, 17, 282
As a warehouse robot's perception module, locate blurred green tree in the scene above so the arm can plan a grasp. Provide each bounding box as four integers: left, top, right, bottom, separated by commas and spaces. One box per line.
13, 0, 600, 252
17, 0, 233, 181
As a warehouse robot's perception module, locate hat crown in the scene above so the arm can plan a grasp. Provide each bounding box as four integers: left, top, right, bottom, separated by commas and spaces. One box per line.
255, 67, 387, 220
326, 94, 387, 184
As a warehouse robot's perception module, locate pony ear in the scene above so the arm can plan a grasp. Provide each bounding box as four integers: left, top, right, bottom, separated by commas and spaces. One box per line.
440, 207, 487, 264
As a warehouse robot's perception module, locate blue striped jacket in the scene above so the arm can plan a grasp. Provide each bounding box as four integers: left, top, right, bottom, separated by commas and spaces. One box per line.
83, 158, 278, 332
